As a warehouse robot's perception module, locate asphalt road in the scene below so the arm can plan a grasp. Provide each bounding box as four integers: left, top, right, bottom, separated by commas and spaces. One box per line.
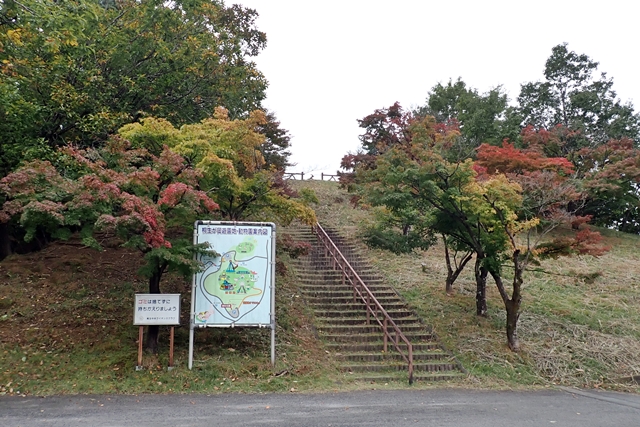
1, 387, 640, 427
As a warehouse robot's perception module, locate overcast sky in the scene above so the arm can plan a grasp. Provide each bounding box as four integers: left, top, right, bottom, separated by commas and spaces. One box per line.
236, 0, 639, 176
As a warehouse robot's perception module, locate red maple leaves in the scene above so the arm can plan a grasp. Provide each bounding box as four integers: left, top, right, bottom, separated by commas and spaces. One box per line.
0, 138, 219, 250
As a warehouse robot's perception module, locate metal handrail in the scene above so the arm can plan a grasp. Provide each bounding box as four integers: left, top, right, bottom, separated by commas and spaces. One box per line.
313, 223, 414, 384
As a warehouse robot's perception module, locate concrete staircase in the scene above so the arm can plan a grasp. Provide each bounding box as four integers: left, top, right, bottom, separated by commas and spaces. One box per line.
286, 224, 465, 383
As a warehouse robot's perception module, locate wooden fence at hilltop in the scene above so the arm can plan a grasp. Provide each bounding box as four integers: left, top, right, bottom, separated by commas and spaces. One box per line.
283, 172, 339, 181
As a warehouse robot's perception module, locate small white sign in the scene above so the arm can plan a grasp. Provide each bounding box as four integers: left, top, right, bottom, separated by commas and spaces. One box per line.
134, 294, 181, 326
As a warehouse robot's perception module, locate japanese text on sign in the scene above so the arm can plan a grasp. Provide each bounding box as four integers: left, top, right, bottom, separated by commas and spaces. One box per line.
134, 294, 180, 325
200, 226, 268, 236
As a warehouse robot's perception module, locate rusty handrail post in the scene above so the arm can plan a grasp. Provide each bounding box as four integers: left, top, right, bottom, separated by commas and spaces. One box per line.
366, 292, 370, 324
408, 343, 414, 385
383, 318, 388, 352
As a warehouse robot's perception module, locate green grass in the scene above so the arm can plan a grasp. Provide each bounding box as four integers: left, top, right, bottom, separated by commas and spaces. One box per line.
0, 245, 343, 396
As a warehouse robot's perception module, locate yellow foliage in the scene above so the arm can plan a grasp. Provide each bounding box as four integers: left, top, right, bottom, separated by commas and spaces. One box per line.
117, 110, 310, 224
508, 217, 540, 234
6, 29, 23, 46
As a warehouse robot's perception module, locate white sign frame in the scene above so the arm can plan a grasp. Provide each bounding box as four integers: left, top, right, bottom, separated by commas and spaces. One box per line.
133, 293, 181, 326
188, 221, 276, 369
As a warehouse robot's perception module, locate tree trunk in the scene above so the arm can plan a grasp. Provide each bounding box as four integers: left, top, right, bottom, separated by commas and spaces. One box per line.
145, 268, 163, 354
444, 275, 454, 295
442, 235, 473, 295
443, 237, 454, 294
0, 223, 12, 261
507, 251, 524, 351
488, 250, 524, 352
474, 256, 488, 316
505, 298, 520, 351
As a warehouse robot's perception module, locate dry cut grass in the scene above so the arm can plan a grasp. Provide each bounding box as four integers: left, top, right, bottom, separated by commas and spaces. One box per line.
293, 180, 640, 392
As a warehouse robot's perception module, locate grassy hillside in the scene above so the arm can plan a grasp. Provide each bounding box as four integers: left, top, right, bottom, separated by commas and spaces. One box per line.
1, 180, 638, 395
295, 180, 640, 392
0, 237, 338, 396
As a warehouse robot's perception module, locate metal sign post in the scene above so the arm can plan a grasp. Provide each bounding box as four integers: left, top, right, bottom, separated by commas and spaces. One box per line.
188, 221, 276, 370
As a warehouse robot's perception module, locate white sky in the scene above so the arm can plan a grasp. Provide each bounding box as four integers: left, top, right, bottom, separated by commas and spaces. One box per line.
236, 0, 639, 176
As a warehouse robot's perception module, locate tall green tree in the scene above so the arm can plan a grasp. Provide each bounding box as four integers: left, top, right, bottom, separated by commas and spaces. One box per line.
417, 78, 521, 149
0, 0, 268, 176
517, 43, 640, 147
256, 110, 292, 171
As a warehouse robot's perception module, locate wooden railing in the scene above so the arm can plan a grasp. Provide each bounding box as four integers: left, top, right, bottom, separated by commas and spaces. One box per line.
283, 172, 340, 181
313, 223, 414, 384
320, 173, 339, 181
283, 172, 309, 180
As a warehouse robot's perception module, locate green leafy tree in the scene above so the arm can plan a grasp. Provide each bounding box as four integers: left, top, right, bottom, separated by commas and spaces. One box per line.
0, 0, 268, 175
517, 43, 640, 146
256, 110, 293, 171
417, 78, 521, 149
119, 109, 316, 226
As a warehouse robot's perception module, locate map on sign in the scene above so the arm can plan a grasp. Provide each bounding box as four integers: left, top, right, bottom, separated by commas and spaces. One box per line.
193, 223, 274, 326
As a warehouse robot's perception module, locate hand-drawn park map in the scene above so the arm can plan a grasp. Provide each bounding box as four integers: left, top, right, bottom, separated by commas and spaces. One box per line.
193, 222, 275, 326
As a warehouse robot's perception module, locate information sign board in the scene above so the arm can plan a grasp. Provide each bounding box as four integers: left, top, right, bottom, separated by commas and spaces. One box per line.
189, 221, 276, 369
133, 294, 181, 326
192, 222, 275, 326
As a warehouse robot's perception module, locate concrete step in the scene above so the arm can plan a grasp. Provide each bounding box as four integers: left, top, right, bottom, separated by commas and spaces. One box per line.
308, 301, 409, 310
320, 331, 435, 343
335, 350, 451, 363
341, 371, 465, 383
300, 289, 398, 298
284, 224, 464, 382
303, 292, 402, 301
341, 360, 459, 373
317, 323, 428, 334
325, 341, 441, 353
296, 269, 388, 286
314, 308, 415, 318
315, 316, 422, 327
297, 284, 391, 293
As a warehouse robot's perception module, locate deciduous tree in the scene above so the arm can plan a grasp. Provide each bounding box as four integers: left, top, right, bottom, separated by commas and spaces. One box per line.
119, 109, 316, 225
351, 116, 608, 350
574, 139, 640, 233
0, 0, 268, 175
0, 138, 219, 352
417, 78, 521, 149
